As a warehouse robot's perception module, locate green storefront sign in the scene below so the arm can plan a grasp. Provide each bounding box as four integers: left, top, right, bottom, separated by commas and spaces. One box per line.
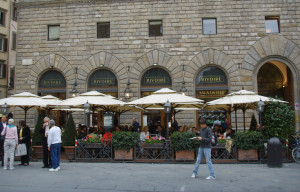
39, 70, 66, 88
89, 69, 117, 88
196, 67, 227, 85
142, 68, 171, 86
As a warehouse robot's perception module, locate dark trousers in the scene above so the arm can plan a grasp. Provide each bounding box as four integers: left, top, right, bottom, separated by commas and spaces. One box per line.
0, 139, 3, 166
42, 141, 51, 166
21, 143, 30, 164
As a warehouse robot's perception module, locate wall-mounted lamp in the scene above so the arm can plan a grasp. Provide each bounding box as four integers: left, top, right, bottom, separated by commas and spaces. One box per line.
100, 64, 104, 67
153, 63, 158, 66
209, 60, 214, 64
71, 67, 79, 97
180, 80, 187, 96
124, 66, 133, 99
237, 63, 242, 69
180, 64, 187, 95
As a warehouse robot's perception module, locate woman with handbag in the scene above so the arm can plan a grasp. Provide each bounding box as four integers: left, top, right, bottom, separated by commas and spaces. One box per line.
1, 119, 18, 170
18, 120, 31, 166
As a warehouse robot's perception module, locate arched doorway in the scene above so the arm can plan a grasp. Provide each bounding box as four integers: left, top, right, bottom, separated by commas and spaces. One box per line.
257, 61, 294, 105
88, 69, 118, 97
88, 68, 118, 128
38, 70, 67, 127
195, 66, 229, 127
140, 67, 172, 132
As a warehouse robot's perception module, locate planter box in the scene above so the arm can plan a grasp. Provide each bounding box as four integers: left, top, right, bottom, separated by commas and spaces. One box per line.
83, 143, 105, 148
114, 149, 133, 160
31, 145, 43, 160
176, 150, 195, 161
142, 143, 164, 148
64, 146, 75, 160
238, 149, 258, 161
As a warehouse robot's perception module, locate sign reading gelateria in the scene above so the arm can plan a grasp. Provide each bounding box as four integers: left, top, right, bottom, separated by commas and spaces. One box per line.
89, 69, 117, 88
142, 68, 171, 86
196, 67, 227, 85
39, 70, 66, 88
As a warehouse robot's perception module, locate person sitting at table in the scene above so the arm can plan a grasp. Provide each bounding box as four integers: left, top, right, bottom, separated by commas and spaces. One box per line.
178, 126, 184, 132
213, 125, 221, 138
155, 125, 165, 137
78, 125, 87, 139
224, 128, 234, 139
115, 126, 121, 132
140, 126, 149, 141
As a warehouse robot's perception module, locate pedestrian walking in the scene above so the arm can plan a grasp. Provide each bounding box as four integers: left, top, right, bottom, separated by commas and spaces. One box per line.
47, 120, 62, 172
40, 117, 52, 168
18, 120, 31, 166
1, 119, 18, 170
0, 115, 7, 167
191, 118, 216, 179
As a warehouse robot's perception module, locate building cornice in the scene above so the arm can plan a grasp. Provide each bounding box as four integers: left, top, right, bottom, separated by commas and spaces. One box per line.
17, 0, 105, 9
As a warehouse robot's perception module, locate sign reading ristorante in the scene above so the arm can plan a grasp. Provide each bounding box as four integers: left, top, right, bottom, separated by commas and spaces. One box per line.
142, 68, 171, 86
39, 70, 66, 88
89, 69, 117, 88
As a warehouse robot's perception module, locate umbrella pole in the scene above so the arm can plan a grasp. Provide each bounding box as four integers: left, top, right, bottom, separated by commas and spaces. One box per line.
243, 108, 246, 132
235, 109, 237, 132
24, 108, 28, 123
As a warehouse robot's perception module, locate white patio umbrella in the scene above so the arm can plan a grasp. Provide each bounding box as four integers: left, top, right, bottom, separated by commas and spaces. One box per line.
207, 89, 287, 131
55, 91, 126, 111
54, 91, 144, 128
126, 88, 204, 109
40, 95, 63, 117
0, 92, 47, 122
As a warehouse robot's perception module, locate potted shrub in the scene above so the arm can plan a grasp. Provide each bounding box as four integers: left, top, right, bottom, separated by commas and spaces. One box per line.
234, 131, 263, 161
62, 114, 77, 160
31, 114, 44, 160
263, 101, 295, 142
170, 132, 198, 161
112, 131, 139, 160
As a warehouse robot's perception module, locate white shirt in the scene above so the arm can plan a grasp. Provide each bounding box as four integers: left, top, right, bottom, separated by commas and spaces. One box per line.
47, 126, 62, 148
140, 132, 146, 141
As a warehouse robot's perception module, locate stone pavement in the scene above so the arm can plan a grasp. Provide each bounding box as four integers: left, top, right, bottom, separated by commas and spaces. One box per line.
0, 161, 299, 192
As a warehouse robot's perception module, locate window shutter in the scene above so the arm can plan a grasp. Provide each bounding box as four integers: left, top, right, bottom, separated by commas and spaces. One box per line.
2, 64, 6, 78
2, 12, 5, 26
4, 38, 7, 52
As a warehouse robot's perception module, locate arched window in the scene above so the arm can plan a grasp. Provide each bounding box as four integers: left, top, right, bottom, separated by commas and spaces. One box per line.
258, 63, 283, 98
38, 70, 66, 94
141, 67, 172, 97
88, 69, 118, 97
195, 67, 228, 102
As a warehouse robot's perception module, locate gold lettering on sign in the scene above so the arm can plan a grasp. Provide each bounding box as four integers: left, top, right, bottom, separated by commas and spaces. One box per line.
198, 90, 227, 95
93, 79, 113, 84
198, 76, 224, 83
145, 77, 167, 84
41, 80, 63, 86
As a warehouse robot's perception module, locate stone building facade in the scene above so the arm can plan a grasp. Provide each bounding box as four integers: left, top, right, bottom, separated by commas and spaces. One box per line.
15, 0, 300, 130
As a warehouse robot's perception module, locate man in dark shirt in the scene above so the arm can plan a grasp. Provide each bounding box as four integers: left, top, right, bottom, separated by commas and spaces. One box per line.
40, 117, 51, 168
171, 116, 178, 132
191, 118, 216, 180
132, 118, 140, 132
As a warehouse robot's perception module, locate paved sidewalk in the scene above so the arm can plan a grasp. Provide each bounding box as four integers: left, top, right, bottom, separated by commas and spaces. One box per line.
0, 161, 299, 192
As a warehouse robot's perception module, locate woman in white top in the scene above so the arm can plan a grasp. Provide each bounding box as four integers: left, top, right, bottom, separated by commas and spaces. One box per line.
140, 126, 149, 141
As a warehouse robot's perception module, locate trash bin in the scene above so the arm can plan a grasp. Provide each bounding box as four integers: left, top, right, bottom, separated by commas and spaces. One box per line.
267, 137, 282, 168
